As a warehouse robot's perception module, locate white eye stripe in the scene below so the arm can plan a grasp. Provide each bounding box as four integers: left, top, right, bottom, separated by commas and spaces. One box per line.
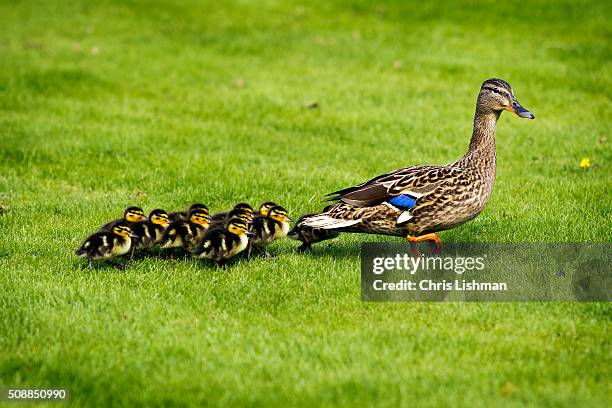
482, 86, 510, 99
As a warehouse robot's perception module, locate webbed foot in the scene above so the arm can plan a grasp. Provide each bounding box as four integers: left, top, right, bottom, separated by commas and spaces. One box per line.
406, 233, 443, 256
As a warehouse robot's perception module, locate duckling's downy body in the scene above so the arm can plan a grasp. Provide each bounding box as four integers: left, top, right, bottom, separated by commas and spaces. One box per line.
192, 218, 252, 267
75, 221, 136, 269
101, 206, 146, 231
302, 79, 535, 249
130, 209, 170, 257
160, 207, 210, 250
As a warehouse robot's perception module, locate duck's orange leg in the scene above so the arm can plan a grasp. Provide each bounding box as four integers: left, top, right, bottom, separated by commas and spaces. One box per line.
406, 233, 443, 256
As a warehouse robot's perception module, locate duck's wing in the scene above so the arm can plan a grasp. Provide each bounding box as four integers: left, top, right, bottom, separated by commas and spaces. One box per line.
326, 165, 457, 208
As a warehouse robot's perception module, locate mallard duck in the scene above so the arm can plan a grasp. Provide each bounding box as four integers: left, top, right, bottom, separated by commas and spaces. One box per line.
288, 205, 340, 252
169, 203, 208, 222
75, 221, 137, 269
302, 79, 534, 251
246, 205, 293, 258
258, 201, 278, 217
129, 208, 171, 257
209, 202, 254, 224
192, 217, 252, 267
160, 207, 210, 251
101, 206, 146, 230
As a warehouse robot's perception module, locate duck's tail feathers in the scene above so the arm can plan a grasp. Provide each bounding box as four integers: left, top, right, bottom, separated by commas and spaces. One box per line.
323, 195, 341, 202
301, 214, 360, 230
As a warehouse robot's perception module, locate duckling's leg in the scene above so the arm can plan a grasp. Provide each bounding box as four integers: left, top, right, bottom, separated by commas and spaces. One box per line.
406, 233, 443, 256
87, 257, 93, 270
297, 242, 311, 252
255, 245, 272, 258
246, 240, 254, 260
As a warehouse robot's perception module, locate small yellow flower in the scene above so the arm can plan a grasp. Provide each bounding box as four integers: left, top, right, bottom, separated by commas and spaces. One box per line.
579, 157, 591, 169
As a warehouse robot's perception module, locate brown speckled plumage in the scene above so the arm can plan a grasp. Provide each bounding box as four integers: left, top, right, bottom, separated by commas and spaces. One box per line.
302, 79, 534, 241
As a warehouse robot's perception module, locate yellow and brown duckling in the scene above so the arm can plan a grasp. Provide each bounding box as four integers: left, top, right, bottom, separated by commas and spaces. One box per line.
246, 205, 293, 258
169, 203, 208, 223
191, 217, 252, 267
160, 206, 210, 251
209, 202, 254, 224
75, 221, 137, 269
258, 201, 278, 217
129, 209, 171, 257
101, 206, 147, 231
288, 205, 340, 252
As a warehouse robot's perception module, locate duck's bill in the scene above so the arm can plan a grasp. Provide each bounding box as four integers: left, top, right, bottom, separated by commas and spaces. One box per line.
129, 232, 139, 238
285, 216, 294, 222
509, 100, 535, 119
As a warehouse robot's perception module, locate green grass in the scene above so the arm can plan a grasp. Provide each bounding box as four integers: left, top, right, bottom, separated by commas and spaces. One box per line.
1, 0, 611, 406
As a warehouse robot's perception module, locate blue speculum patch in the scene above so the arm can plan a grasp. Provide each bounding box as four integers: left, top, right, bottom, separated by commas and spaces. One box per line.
387, 194, 417, 209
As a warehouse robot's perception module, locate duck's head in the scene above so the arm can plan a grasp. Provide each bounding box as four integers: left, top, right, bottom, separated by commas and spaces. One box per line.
189, 203, 208, 213
226, 217, 253, 236
258, 201, 278, 217
268, 205, 294, 223
124, 206, 147, 223
111, 221, 137, 238
233, 202, 254, 215
478, 78, 534, 119
189, 208, 210, 226
149, 209, 170, 226
228, 208, 253, 222
230, 203, 254, 221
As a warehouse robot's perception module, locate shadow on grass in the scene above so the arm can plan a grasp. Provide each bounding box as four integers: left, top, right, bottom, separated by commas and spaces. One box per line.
73, 236, 397, 271
279, 238, 364, 260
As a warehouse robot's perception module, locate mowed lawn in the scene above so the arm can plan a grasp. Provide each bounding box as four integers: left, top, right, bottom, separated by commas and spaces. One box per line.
0, 0, 611, 406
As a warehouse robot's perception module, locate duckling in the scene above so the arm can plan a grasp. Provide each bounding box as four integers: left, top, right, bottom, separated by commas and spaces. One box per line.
129, 209, 171, 257
258, 201, 278, 217
192, 217, 252, 267
101, 206, 146, 231
75, 221, 137, 269
209, 202, 254, 224
246, 205, 293, 258
288, 206, 340, 252
160, 207, 210, 251
169, 203, 208, 222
